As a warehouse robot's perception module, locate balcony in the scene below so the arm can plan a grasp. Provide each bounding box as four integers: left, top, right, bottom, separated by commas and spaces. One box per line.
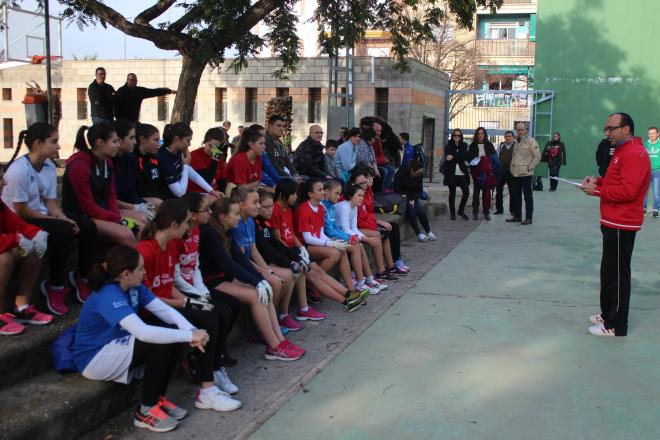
476, 40, 535, 57
502, 0, 533, 4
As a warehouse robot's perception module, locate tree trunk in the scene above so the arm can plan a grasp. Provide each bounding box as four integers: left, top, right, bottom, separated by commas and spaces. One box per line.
170, 54, 208, 124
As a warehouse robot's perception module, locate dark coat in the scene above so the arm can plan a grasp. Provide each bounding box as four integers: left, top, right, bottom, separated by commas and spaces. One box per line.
265, 134, 297, 177
596, 138, 614, 177
87, 80, 115, 119
393, 163, 423, 201
467, 141, 497, 162
293, 137, 326, 177
442, 141, 470, 187
114, 83, 171, 122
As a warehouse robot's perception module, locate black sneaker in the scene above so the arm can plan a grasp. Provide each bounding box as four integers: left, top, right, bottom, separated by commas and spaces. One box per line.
484, 213, 491, 221
654, 211, 659, 219
376, 271, 398, 281
493, 209, 504, 215
388, 266, 408, 276
450, 214, 456, 221
457, 212, 469, 221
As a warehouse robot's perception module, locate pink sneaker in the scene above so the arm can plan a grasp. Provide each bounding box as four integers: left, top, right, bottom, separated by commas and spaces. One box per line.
296, 306, 327, 321
283, 339, 305, 355
41, 281, 69, 315
264, 341, 303, 361
0, 313, 25, 335
69, 271, 92, 303
13, 305, 53, 325
279, 314, 303, 331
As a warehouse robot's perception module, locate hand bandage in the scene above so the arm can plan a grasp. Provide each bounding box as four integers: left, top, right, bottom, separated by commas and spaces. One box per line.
256, 280, 273, 305
31, 230, 49, 258
185, 297, 214, 311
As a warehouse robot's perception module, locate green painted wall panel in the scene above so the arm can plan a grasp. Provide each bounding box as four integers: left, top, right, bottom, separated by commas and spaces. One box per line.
536, 0, 660, 178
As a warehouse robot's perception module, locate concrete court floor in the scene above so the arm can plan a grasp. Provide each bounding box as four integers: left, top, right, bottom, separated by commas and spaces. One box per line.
251, 185, 660, 440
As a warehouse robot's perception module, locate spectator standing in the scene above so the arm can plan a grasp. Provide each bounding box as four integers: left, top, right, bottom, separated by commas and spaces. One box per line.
222, 121, 231, 136
542, 132, 567, 192
580, 112, 650, 337
293, 125, 329, 178
336, 128, 361, 181
596, 137, 615, 177
114, 74, 175, 123
264, 115, 299, 181
495, 131, 515, 215
467, 127, 497, 221
644, 126, 660, 217
507, 123, 541, 225
443, 129, 470, 221
88, 67, 115, 124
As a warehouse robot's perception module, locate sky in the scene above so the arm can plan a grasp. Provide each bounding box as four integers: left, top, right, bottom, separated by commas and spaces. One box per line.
4, 1, 186, 60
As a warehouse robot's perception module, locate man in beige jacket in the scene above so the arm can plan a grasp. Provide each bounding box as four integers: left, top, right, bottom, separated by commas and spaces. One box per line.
506, 123, 541, 225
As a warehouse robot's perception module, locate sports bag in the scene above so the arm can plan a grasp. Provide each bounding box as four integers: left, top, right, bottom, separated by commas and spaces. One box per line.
375, 193, 407, 215
51, 324, 78, 373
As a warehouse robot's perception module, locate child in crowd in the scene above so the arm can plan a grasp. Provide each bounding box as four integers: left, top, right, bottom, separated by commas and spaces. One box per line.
134, 123, 165, 206
74, 245, 206, 433
335, 127, 361, 181
394, 159, 436, 242
178, 192, 242, 372
272, 179, 368, 311
62, 123, 139, 247
322, 140, 339, 179
112, 119, 154, 221
189, 127, 229, 194
2, 122, 98, 314
322, 180, 384, 294
0, 170, 52, 335
157, 122, 223, 200
255, 190, 327, 323
199, 197, 304, 360
225, 129, 267, 195
137, 200, 241, 412
349, 167, 409, 277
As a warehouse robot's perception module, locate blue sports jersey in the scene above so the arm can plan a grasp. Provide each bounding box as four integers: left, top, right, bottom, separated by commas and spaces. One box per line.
156, 146, 183, 199
233, 217, 256, 260
74, 283, 155, 371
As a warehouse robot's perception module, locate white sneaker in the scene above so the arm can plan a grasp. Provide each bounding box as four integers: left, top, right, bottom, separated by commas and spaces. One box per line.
195, 386, 242, 412
588, 323, 615, 336
427, 232, 437, 241
214, 367, 239, 395
418, 233, 428, 242
589, 314, 604, 324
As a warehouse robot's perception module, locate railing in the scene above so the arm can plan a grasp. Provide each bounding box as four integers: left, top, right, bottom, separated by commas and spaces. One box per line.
502, 0, 533, 4
476, 39, 535, 57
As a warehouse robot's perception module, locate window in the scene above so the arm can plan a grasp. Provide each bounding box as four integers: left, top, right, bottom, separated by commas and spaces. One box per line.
3, 118, 13, 149
77, 88, 88, 119
375, 88, 389, 120
489, 23, 517, 40
276, 88, 289, 97
308, 88, 321, 123
215, 88, 227, 122
2, 88, 11, 101
245, 88, 257, 122
157, 95, 168, 121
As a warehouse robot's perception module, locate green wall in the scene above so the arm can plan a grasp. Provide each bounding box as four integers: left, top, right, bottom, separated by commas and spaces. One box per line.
535, 0, 660, 178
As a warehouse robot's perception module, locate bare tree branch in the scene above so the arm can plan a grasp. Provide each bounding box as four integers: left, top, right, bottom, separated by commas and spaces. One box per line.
134, 0, 176, 26
168, 5, 202, 33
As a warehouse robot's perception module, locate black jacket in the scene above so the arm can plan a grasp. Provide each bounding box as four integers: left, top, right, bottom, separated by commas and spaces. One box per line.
254, 216, 301, 268
87, 80, 115, 119
467, 141, 497, 162
114, 83, 171, 122
394, 163, 423, 201
265, 134, 297, 177
113, 152, 143, 204
542, 141, 567, 166
293, 137, 326, 178
596, 138, 614, 177
442, 141, 470, 187
382, 131, 403, 168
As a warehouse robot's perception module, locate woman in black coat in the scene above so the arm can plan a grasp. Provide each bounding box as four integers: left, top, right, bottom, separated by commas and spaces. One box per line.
467, 127, 497, 221
542, 132, 567, 192
443, 129, 470, 221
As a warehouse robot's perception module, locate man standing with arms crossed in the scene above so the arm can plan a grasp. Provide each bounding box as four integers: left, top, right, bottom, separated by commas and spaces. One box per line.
580, 112, 650, 337
507, 123, 541, 225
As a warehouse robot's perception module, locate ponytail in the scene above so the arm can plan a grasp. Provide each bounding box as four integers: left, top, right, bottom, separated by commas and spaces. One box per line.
237, 130, 264, 153
141, 198, 190, 240
87, 245, 141, 291
6, 130, 27, 171
208, 198, 236, 253
5, 122, 57, 170
162, 122, 192, 148
74, 122, 116, 154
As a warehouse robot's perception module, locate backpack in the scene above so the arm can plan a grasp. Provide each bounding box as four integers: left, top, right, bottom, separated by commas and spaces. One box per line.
375, 193, 407, 215
51, 324, 78, 373
412, 143, 428, 173
533, 176, 544, 191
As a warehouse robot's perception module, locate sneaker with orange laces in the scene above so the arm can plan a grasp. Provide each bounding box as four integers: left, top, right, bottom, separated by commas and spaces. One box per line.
69, 271, 92, 303
0, 313, 25, 335
264, 341, 303, 361
133, 402, 179, 432
41, 281, 69, 315
158, 396, 188, 420
13, 305, 53, 325
296, 306, 327, 321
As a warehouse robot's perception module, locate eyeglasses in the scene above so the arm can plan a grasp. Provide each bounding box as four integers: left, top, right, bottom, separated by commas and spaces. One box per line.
603, 125, 624, 134
452, 134, 461, 138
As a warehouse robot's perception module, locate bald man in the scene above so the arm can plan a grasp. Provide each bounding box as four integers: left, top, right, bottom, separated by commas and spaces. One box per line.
114, 73, 175, 122
293, 125, 333, 178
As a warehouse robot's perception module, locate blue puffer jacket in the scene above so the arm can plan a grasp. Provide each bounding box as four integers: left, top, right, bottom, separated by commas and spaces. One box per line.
321, 200, 350, 241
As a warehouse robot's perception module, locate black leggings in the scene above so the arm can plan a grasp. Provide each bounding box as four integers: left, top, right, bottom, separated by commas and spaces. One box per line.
28, 217, 98, 286
404, 199, 430, 235
130, 340, 184, 407
380, 222, 401, 262
209, 292, 242, 356
448, 177, 470, 216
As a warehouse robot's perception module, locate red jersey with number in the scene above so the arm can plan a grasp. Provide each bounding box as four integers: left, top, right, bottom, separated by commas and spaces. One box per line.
271, 203, 296, 247
137, 238, 183, 299
225, 152, 262, 185
174, 226, 200, 284
294, 201, 325, 243
357, 186, 378, 230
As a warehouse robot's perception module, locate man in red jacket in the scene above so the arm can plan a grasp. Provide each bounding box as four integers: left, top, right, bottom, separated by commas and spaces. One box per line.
581, 112, 651, 337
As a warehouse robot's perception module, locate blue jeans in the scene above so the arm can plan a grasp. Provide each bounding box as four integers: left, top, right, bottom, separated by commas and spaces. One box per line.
404, 199, 430, 235
378, 165, 395, 192
643, 170, 660, 212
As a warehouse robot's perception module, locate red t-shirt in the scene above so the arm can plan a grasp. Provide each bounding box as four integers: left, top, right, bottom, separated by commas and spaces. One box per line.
357, 186, 378, 230
271, 203, 296, 247
188, 148, 227, 192
294, 201, 325, 243
225, 152, 262, 185
174, 226, 200, 285
137, 238, 183, 299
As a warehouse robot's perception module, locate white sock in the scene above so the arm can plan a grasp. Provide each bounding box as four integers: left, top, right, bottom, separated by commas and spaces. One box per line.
279, 314, 288, 320
200, 385, 218, 396
16, 304, 29, 312
366, 276, 375, 283
299, 306, 309, 312
51, 285, 65, 290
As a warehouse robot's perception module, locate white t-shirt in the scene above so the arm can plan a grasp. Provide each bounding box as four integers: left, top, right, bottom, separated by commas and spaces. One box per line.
1, 155, 57, 215
478, 143, 485, 157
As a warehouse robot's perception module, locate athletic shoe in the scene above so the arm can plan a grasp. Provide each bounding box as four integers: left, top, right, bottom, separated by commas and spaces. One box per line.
296, 306, 327, 321
195, 386, 242, 411
283, 339, 305, 355
344, 289, 365, 306
343, 290, 368, 312
41, 281, 68, 315
0, 313, 25, 335
418, 233, 428, 242
588, 323, 615, 336
307, 288, 322, 304
376, 271, 398, 282
427, 232, 437, 241
13, 305, 53, 325
388, 266, 408, 276
589, 314, 604, 325
366, 278, 387, 291
395, 259, 410, 272
344, 295, 367, 312
69, 271, 91, 303
219, 353, 237, 368
158, 396, 188, 421
214, 367, 239, 395
264, 341, 303, 361
279, 314, 303, 331
133, 403, 179, 433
